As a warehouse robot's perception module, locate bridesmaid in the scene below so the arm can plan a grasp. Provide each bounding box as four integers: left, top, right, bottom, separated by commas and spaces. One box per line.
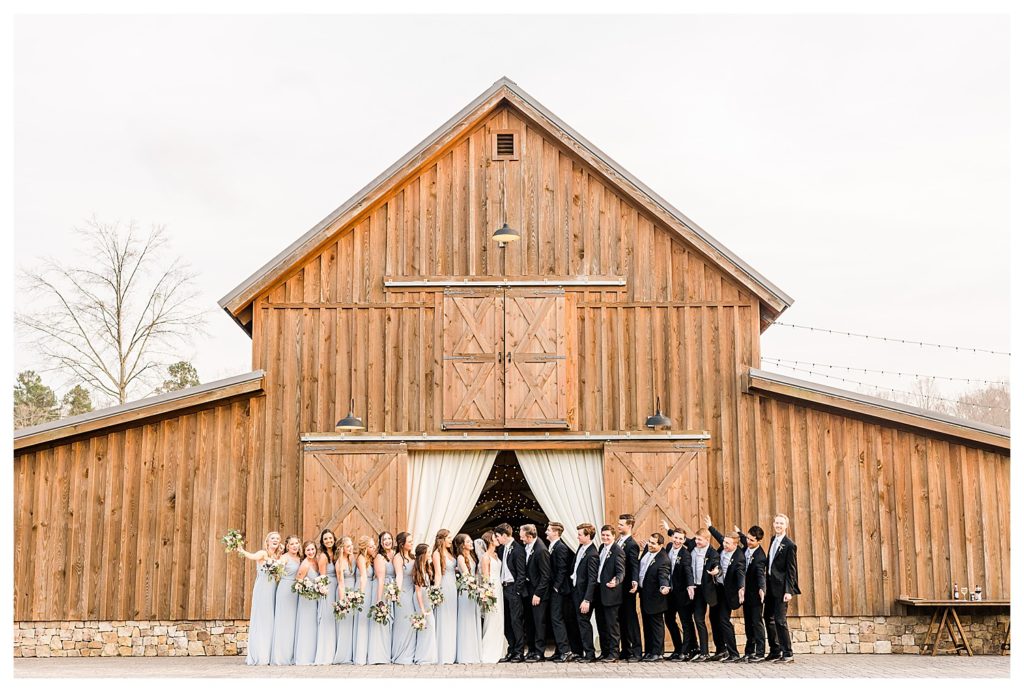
391, 532, 416, 664
314, 529, 339, 665
412, 543, 437, 665
237, 531, 282, 665
294, 540, 320, 665
431, 529, 457, 664
367, 531, 396, 664
351, 536, 374, 665
453, 533, 482, 664
270, 535, 302, 665
333, 536, 356, 664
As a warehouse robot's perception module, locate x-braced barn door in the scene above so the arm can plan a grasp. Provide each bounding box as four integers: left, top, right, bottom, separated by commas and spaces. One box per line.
301, 443, 408, 540
442, 287, 568, 429
603, 442, 707, 540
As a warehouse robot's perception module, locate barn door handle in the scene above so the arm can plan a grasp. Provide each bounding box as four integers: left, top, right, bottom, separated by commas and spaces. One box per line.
506, 351, 512, 363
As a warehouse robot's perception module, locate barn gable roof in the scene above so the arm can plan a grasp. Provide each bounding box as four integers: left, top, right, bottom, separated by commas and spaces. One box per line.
218, 77, 793, 332
744, 368, 1010, 451
13, 370, 265, 452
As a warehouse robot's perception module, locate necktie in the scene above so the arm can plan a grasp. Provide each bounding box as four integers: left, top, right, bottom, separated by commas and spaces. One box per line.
572, 546, 585, 586
549, 540, 555, 554
639, 553, 653, 586
769, 537, 781, 571
598, 545, 608, 576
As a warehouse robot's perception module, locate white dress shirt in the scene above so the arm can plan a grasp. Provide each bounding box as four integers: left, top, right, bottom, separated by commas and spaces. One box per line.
768, 534, 784, 572
501, 544, 513, 583
638, 551, 655, 586
691, 545, 707, 584
598, 544, 610, 577
571, 545, 587, 586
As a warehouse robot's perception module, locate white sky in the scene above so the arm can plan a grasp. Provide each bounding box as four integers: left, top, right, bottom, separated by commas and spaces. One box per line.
12, 12, 1011, 409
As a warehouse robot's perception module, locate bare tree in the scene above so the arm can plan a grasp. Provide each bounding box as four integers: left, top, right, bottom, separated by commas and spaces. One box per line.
955, 382, 1010, 428
17, 217, 207, 405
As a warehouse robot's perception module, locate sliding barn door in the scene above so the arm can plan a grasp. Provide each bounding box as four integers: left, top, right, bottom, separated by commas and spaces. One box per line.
302, 443, 408, 540
504, 288, 568, 428
603, 442, 707, 539
442, 289, 504, 428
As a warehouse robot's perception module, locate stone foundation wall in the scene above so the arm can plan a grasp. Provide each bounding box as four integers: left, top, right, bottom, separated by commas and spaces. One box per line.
14, 613, 1010, 657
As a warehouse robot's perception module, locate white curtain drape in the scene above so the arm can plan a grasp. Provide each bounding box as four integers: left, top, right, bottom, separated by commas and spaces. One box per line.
516, 449, 605, 551
407, 449, 498, 546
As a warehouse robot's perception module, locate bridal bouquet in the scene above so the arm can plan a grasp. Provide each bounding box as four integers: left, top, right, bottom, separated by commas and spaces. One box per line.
293, 577, 322, 601
456, 572, 479, 595
475, 582, 499, 614
427, 585, 444, 607
409, 612, 427, 631
266, 557, 288, 583
221, 529, 244, 554
368, 601, 393, 625
383, 580, 402, 604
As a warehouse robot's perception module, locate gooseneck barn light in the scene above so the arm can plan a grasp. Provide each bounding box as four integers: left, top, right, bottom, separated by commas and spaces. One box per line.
335, 399, 365, 431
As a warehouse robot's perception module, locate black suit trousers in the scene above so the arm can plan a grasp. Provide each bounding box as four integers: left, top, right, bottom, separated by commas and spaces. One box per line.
549, 590, 574, 656
664, 599, 683, 651
522, 594, 548, 656
764, 586, 792, 657
503, 584, 525, 655
677, 599, 697, 654
692, 596, 711, 655
666, 599, 695, 654
573, 595, 595, 657
710, 585, 738, 657
743, 590, 766, 656
595, 601, 620, 658
618, 589, 642, 658
641, 609, 666, 656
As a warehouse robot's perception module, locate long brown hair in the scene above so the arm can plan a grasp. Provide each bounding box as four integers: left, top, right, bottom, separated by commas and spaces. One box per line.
395, 531, 412, 563
413, 543, 432, 588
283, 535, 301, 557
453, 533, 476, 573
356, 535, 374, 569
318, 528, 338, 563
433, 529, 451, 575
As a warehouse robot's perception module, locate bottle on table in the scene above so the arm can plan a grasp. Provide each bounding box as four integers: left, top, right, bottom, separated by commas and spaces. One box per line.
974, 585, 982, 601
953, 583, 959, 600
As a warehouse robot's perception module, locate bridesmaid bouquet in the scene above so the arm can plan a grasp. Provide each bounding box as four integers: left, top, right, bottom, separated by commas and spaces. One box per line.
368, 601, 393, 625
409, 612, 427, 631
383, 580, 402, 604
293, 577, 322, 601
475, 583, 499, 614
266, 557, 288, 582
220, 529, 244, 554
346, 588, 366, 611
427, 585, 444, 607
332, 588, 365, 620
314, 575, 330, 598
456, 572, 479, 595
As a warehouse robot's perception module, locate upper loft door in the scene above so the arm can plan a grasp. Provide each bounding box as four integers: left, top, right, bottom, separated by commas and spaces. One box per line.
504, 288, 568, 428
442, 288, 504, 428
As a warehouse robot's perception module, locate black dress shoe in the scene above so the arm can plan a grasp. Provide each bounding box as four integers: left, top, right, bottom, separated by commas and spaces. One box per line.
641, 654, 661, 662
761, 653, 782, 662
580, 654, 598, 663
689, 653, 709, 662
710, 651, 729, 661
554, 652, 575, 663
498, 654, 513, 663
776, 655, 795, 663
669, 651, 685, 660
525, 653, 544, 662
726, 655, 743, 662
746, 655, 764, 663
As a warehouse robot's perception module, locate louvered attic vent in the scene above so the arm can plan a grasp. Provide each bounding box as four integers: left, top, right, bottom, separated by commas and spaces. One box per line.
491, 130, 519, 161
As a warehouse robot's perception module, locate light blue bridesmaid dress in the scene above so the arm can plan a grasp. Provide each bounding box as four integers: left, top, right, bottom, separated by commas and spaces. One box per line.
391, 557, 417, 664
293, 562, 320, 665
413, 573, 438, 665
313, 559, 338, 665
367, 557, 395, 664
333, 560, 355, 664
245, 558, 276, 665
434, 554, 458, 664
454, 557, 482, 664
352, 563, 372, 665
270, 557, 300, 665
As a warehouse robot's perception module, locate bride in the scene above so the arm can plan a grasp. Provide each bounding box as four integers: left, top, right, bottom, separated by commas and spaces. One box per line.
475, 531, 504, 663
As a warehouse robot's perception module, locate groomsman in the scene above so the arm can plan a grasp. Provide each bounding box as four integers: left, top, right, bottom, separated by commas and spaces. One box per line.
665, 528, 696, 659
615, 514, 643, 661
593, 525, 626, 662
637, 533, 672, 662
735, 524, 768, 662
545, 522, 580, 662
495, 523, 527, 663
707, 520, 746, 661
571, 523, 600, 662
764, 513, 800, 663
519, 524, 551, 661
685, 528, 719, 662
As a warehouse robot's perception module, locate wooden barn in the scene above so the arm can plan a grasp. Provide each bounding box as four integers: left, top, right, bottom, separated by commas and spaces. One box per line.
13, 78, 1010, 658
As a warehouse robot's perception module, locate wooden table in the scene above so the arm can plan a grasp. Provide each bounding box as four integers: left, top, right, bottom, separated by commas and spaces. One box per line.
897, 598, 1010, 656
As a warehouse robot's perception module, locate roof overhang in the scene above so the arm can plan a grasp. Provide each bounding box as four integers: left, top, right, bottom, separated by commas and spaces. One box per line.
218, 77, 793, 332
14, 370, 265, 452
743, 367, 1010, 452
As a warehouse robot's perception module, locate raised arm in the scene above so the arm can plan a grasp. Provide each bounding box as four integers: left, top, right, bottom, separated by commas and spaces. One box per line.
734, 526, 749, 549
707, 524, 724, 548
236, 547, 269, 562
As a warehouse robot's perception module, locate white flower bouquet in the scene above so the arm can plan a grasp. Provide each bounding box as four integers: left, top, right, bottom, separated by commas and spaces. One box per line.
456, 572, 479, 595
427, 585, 444, 607
368, 601, 393, 625
475, 583, 499, 614
383, 580, 402, 604
409, 612, 427, 631
292, 576, 322, 600
266, 557, 288, 582
221, 529, 244, 554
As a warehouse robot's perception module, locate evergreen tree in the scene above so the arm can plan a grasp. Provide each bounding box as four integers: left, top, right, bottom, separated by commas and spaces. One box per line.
13, 370, 59, 428
62, 384, 94, 417
156, 361, 200, 394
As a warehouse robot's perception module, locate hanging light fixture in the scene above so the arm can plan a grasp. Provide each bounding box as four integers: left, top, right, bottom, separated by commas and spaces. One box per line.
492, 222, 520, 245
335, 398, 364, 431
645, 396, 672, 429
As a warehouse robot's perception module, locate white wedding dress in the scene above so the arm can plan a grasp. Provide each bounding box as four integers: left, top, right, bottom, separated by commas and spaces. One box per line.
479, 554, 504, 663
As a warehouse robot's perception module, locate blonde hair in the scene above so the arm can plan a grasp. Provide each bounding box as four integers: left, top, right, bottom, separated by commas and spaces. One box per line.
695, 528, 711, 540
774, 513, 790, 527
264, 531, 283, 557
356, 535, 374, 560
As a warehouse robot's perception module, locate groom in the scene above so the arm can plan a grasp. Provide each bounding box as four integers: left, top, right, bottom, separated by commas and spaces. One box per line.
495, 523, 527, 662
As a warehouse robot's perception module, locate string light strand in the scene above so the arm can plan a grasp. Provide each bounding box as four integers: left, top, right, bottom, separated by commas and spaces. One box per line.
773, 323, 1010, 356
762, 357, 1009, 386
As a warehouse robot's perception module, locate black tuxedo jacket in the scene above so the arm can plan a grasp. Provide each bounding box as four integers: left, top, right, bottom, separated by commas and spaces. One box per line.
707, 526, 747, 610
637, 549, 671, 615
765, 535, 800, 597
619, 535, 641, 587
524, 538, 551, 600
682, 541, 719, 607
548, 538, 574, 595
594, 542, 626, 607
669, 544, 694, 606
571, 543, 599, 603
737, 533, 767, 594
498, 540, 528, 597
